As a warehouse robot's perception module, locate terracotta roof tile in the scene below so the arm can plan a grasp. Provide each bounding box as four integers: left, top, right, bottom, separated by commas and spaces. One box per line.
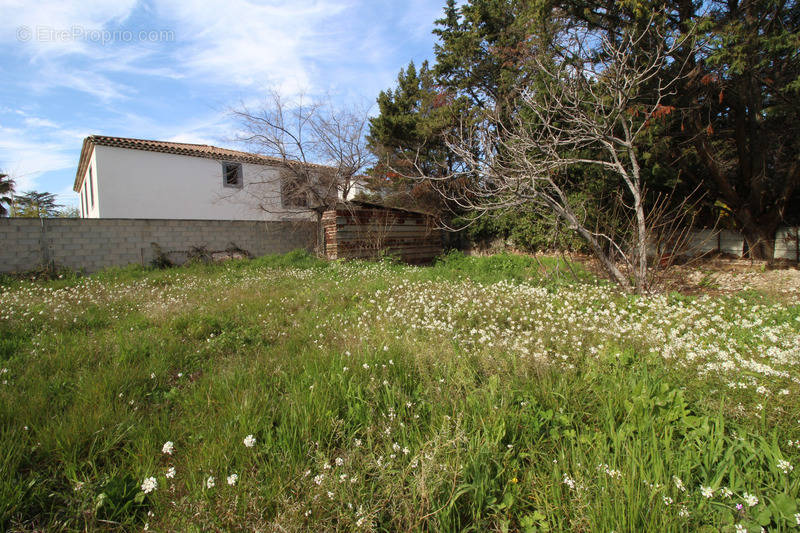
73, 135, 331, 191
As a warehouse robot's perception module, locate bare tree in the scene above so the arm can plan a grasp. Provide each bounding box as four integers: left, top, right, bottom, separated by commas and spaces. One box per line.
232, 91, 374, 251
411, 18, 692, 293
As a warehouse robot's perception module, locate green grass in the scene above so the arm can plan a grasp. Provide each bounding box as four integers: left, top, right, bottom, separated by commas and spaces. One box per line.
0, 251, 798, 532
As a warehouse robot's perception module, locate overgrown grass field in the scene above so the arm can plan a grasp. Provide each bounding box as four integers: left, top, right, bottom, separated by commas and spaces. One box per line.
1, 251, 798, 532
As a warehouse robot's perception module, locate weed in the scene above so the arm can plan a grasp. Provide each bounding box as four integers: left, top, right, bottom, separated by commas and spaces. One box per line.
0, 251, 797, 531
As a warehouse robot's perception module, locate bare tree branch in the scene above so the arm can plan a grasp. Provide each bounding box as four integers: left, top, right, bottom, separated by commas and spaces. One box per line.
397, 15, 695, 293
229, 90, 375, 252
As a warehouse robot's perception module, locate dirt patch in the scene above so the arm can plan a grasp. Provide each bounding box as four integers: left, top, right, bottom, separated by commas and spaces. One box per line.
530, 251, 800, 298
679, 265, 800, 296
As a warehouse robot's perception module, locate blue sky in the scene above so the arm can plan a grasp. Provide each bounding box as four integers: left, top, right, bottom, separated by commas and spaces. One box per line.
0, 0, 447, 208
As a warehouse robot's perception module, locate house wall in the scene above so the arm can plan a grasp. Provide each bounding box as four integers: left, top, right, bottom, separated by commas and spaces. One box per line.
85, 145, 312, 221
80, 148, 99, 218
0, 218, 316, 273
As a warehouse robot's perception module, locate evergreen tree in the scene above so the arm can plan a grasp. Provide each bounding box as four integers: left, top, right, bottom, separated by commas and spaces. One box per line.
14, 191, 61, 218
369, 0, 800, 257
687, 0, 800, 258
367, 60, 466, 212
553, 0, 800, 258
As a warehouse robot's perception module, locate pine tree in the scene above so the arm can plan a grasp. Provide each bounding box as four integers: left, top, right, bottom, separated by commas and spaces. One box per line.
14, 191, 62, 218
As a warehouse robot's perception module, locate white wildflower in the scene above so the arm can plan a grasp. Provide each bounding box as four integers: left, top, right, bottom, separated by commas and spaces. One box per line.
243, 434, 256, 448
165, 466, 176, 478
777, 459, 793, 474
161, 441, 174, 455
700, 486, 714, 498
141, 477, 157, 494
206, 476, 215, 489
227, 473, 238, 486
743, 492, 758, 507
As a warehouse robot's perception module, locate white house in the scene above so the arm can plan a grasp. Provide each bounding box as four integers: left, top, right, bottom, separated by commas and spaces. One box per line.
73, 135, 351, 220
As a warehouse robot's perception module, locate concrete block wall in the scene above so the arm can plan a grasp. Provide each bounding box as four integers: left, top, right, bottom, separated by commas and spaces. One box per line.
0, 218, 316, 273
775, 227, 800, 261
684, 229, 720, 256
664, 227, 800, 260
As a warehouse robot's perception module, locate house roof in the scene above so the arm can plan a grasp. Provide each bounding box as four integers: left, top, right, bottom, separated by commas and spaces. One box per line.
73, 135, 331, 192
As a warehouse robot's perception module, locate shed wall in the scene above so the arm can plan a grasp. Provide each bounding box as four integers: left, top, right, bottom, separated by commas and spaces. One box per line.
322, 207, 442, 264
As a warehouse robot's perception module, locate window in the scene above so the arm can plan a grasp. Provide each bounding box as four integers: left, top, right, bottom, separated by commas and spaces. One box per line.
222, 162, 243, 188
88, 166, 95, 207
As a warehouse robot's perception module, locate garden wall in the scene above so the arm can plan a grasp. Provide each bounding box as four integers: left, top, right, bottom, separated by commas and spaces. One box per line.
679, 227, 799, 260
0, 218, 316, 273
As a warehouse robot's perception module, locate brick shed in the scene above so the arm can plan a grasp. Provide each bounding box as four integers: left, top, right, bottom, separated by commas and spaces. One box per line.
322, 201, 443, 264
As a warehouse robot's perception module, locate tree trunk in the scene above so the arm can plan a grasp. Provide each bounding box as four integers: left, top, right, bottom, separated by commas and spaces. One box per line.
730, 204, 777, 260
740, 221, 776, 260
565, 212, 632, 291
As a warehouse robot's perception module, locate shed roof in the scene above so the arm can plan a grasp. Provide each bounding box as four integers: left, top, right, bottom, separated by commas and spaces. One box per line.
334, 200, 437, 217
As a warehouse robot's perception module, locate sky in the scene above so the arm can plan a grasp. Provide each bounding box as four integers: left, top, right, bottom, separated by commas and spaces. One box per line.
0, 0, 448, 208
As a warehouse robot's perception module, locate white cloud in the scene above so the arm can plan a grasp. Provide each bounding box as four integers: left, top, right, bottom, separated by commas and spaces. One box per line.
32, 65, 132, 102
0, 127, 78, 191
0, 0, 445, 204
2, 0, 177, 100
398, 0, 448, 40
22, 116, 59, 129
0, 0, 138, 59
153, 0, 354, 95
3, 0, 440, 101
